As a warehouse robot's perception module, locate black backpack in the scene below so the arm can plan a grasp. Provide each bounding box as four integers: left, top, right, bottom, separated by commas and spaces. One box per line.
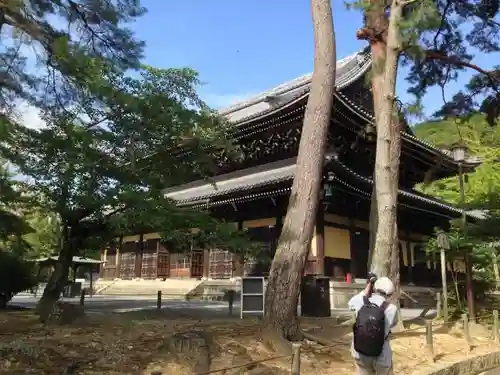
353, 296, 388, 357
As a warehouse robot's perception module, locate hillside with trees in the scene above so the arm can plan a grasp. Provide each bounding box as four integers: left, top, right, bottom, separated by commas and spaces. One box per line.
414, 114, 500, 211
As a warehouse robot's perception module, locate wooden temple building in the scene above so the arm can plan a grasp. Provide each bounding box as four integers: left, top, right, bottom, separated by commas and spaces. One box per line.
99, 50, 479, 286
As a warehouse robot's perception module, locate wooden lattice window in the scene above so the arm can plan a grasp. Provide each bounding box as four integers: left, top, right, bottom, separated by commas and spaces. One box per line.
119, 252, 136, 279
157, 253, 169, 278
209, 249, 233, 279
102, 249, 117, 279
141, 252, 157, 279
169, 253, 191, 277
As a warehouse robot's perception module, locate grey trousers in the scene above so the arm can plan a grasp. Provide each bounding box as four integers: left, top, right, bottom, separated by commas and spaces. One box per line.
354, 358, 393, 375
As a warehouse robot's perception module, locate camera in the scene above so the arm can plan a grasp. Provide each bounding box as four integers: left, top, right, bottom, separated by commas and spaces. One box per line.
367, 272, 377, 285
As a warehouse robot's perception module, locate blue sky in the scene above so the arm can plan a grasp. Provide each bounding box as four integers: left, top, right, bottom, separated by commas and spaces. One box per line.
129, 0, 492, 118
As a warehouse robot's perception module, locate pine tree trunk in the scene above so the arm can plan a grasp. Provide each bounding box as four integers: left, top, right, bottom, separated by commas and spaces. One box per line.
364, 2, 388, 270
389, 106, 403, 326
263, 0, 336, 343
370, 0, 403, 278
36, 228, 74, 323
388, 70, 402, 297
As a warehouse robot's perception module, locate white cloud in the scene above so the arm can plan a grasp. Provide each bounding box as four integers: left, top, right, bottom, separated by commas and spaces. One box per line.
17, 103, 46, 130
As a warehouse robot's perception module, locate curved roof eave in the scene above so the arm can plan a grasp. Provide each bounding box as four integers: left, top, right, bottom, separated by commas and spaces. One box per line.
218, 49, 372, 125
330, 157, 482, 220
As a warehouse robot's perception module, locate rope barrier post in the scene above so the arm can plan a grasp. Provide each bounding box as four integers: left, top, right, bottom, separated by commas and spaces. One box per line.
462, 313, 471, 352
79, 289, 85, 306
436, 292, 442, 319
426, 320, 434, 362
227, 290, 235, 317
331, 315, 339, 325
157, 290, 162, 311
291, 342, 301, 375
351, 310, 357, 324
494, 310, 499, 343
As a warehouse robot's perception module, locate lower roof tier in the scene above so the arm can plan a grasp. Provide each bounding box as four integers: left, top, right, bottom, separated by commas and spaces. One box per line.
164, 156, 483, 222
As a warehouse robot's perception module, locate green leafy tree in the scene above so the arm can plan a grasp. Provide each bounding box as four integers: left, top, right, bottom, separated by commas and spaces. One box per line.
0, 161, 32, 251
416, 114, 500, 210
0, 0, 146, 129
426, 219, 500, 317
23, 209, 61, 258
0, 64, 242, 321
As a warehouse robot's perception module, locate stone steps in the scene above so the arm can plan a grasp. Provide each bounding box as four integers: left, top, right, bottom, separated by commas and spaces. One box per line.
186, 279, 240, 301
94, 279, 203, 299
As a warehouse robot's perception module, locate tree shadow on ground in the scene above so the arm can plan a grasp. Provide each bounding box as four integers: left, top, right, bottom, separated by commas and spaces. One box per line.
0, 307, 296, 375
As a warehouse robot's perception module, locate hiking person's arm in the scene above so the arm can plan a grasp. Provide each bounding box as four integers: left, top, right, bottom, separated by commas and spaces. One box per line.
348, 292, 363, 310
386, 304, 399, 329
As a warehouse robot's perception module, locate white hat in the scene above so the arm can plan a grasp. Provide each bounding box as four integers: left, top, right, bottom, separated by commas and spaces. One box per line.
374, 277, 395, 296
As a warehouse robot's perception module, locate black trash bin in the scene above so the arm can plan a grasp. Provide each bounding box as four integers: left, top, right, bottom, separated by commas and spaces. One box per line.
300, 275, 331, 317
70, 282, 82, 298
62, 282, 83, 298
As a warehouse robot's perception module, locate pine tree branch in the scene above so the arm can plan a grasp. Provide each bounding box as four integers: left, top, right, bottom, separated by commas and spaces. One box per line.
424, 51, 500, 92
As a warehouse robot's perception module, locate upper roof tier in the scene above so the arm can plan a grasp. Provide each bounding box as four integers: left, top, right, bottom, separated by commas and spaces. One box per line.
214, 49, 479, 169
218, 50, 370, 124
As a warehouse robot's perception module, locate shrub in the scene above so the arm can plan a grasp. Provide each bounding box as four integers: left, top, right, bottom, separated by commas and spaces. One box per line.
0, 251, 37, 308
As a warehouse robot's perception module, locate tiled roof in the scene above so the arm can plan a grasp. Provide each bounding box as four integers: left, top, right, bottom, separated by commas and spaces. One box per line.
218, 50, 372, 124
29, 256, 104, 264
165, 157, 480, 219
164, 158, 296, 203
215, 48, 479, 170
331, 158, 483, 219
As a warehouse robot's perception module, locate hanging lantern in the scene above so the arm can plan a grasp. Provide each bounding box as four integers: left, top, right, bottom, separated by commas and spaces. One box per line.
324, 182, 334, 198
365, 123, 376, 142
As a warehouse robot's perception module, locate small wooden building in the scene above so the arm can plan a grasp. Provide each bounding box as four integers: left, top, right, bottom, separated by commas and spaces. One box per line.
99, 50, 479, 286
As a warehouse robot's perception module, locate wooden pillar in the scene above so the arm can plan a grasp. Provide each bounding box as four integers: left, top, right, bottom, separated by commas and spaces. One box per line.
348, 220, 357, 279
315, 203, 325, 275
155, 238, 160, 279
276, 214, 284, 238
116, 235, 123, 279
406, 239, 414, 284
232, 221, 245, 277
135, 234, 144, 278
99, 248, 107, 278
203, 249, 210, 279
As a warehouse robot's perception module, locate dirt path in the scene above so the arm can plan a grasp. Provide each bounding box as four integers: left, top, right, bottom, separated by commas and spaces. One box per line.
0, 309, 497, 374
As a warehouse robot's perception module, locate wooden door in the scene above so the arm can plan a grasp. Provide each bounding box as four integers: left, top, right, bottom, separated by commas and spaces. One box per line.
157, 252, 170, 279
102, 251, 117, 279
350, 229, 369, 278
191, 251, 204, 278
119, 252, 136, 279
209, 249, 233, 279
141, 239, 158, 279
170, 253, 191, 278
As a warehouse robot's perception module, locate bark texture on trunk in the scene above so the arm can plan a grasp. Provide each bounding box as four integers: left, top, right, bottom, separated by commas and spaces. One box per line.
389, 90, 402, 296
37, 227, 74, 323
263, 0, 336, 342
363, 2, 388, 270
370, 0, 403, 278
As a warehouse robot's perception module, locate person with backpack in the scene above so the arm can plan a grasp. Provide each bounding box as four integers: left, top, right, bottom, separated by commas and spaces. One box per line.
348, 276, 398, 375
